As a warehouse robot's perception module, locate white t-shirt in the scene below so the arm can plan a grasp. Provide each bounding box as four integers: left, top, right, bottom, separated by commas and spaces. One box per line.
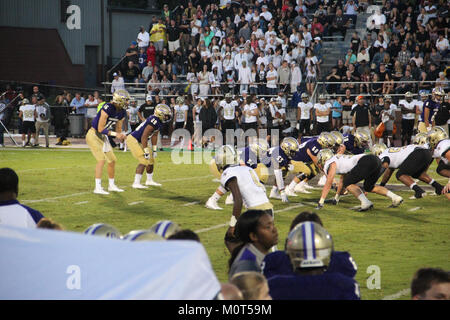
220, 100, 237, 120
0, 201, 42, 228
137, 31, 150, 48
266, 70, 278, 88
85, 98, 99, 118
298, 102, 313, 120
324, 154, 366, 175
398, 99, 418, 120
127, 106, 139, 124
35, 104, 50, 122
379, 145, 425, 169
221, 165, 269, 209
174, 104, 189, 123
314, 103, 331, 123
20, 104, 36, 122
433, 139, 450, 164
244, 103, 258, 123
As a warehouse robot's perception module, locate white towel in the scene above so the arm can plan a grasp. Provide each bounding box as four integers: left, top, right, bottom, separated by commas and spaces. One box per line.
102, 135, 112, 153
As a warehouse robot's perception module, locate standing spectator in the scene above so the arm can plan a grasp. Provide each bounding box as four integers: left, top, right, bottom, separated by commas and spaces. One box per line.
351, 96, 371, 135
199, 98, 217, 148
19, 98, 36, 147
411, 268, 450, 300
70, 92, 86, 132
34, 96, 51, 148
53, 95, 70, 145
314, 94, 331, 134
127, 98, 139, 132
84, 94, 99, 131
341, 89, 355, 126
277, 60, 291, 93
266, 63, 278, 95
179, 14, 192, 52
325, 67, 341, 95
137, 48, 147, 71
137, 95, 155, 123
111, 72, 125, 94
150, 17, 166, 54
0, 97, 7, 147
192, 97, 203, 148
380, 96, 395, 146
329, 9, 350, 40
331, 95, 343, 131
167, 19, 181, 54
290, 61, 302, 94
146, 41, 157, 68
0, 168, 44, 228
136, 26, 150, 52
31, 85, 45, 101
197, 64, 211, 97
238, 61, 252, 94
344, 0, 358, 25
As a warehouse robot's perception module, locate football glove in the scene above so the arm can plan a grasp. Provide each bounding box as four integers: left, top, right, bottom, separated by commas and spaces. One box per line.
144, 148, 150, 159
280, 190, 289, 203
315, 202, 324, 210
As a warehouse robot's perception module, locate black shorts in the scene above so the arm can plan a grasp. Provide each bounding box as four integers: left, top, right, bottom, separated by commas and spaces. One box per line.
396, 149, 432, 179
298, 119, 311, 135
222, 119, 236, 131
20, 121, 36, 134
343, 154, 382, 192
243, 122, 258, 132
316, 122, 329, 134
401, 119, 415, 136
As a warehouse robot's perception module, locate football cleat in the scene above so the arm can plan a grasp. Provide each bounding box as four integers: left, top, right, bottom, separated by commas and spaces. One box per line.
205, 198, 223, 210
302, 182, 315, 189
108, 185, 124, 192
269, 187, 282, 199
225, 194, 234, 205
145, 180, 162, 186
94, 187, 109, 195
293, 183, 312, 194
132, 183, 148, 189
285, 187, 299, 197
358, 202, 374, 212
390, 195, 404, 207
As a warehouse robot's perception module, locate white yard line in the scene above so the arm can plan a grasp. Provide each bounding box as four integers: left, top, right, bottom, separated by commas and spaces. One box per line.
74, 201, 89, 205
21, 192, 90, 204
183, 201, 200, 206
408, 207, 421, 212
382, 288, 411, 300
128, 201, 144, 206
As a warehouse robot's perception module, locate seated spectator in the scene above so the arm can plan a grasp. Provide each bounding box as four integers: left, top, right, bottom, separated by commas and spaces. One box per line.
167, 229, 200, 242
141, 61, 153, 82
122, 61, 142, 85
124, 41, 139, 65
397, 43, 411, 67
230, 272, 272, 300
357, 47, 370, 64
111, 72, 125, 93
344, 49, 357, 67
267, 221, 360, 300
325, 67, 341, 95
411, 268, 450, 300
0, 168, 44, 228
37, 217, 64, 230
219, 283, 244, 300
228, 210, 278, 279
329, 8, 350, 39
436, 34, 449, 58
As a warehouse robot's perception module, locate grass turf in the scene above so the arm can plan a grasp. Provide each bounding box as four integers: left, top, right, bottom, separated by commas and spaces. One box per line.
1, 147, 449, 300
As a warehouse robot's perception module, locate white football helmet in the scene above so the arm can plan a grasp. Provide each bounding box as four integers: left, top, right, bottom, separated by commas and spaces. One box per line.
122, 230, 165, 241
149, 220, 181, 239
84, 223, 121, 239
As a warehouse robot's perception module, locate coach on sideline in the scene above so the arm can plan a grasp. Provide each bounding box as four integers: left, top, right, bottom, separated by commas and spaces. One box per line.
0, 168, 44, 228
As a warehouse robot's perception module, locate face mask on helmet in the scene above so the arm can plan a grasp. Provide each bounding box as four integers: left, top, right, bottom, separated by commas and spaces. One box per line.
281, 137, 299, 158
370, 143, 387, 156
215, 145, 237, 172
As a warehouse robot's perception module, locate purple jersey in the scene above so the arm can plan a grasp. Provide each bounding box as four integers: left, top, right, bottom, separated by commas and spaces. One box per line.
421, 99, 440, 123
91, 103, 126, 133
130, 115, 162, 141
268, 272, 360, 300
238, 147, 272, 169
263, 250, 357, 279
268, 146, 290, 169
292, 138, 322, 162
343, 134, 365, 154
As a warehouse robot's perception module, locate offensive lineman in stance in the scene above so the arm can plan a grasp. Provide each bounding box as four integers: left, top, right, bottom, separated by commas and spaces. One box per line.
86, 90, 129, 195
127, 104, 173, 189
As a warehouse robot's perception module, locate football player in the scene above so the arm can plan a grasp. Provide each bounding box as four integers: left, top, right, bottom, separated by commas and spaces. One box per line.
399, 92, 419, 146
86, 89, 129, 195
205, 139, 270, 210
296, 92, 314, 139
214, 145, 274, 254
419, 87, 444, 133
218, 93, 239, 142
267, 137, 300, 202
316, 149, 403, 211
170, 96, 188, 147
415, 91, 429, 129
428, 127, 450, 198
285, 132, 335, 195
267, 221, 361, 300
263, 211, 357, 280
372, 143, 444, 199
127, 103, 172, 189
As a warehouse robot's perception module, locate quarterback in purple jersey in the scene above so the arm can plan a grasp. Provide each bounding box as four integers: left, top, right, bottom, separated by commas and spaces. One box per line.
419, 87, 444, 133
267, 221, 360, 300
85, 90, 129, 195
126, 104, 172, 189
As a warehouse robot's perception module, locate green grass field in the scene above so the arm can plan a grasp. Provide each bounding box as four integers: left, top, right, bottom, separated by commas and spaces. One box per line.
1, 147, 449, 300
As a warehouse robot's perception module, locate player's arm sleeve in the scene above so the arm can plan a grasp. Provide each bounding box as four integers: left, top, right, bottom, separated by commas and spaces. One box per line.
274, 168, 285, 190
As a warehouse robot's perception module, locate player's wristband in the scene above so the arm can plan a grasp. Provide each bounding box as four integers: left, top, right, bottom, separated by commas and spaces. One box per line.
319, 198, 325, 205
109, 131, 117, 137
152, 145, 157, 152
229, 215, 237, 227
144, 147, 150, 154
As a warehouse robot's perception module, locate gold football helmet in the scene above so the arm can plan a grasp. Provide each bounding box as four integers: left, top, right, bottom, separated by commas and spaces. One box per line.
84, 223, 122, 239
154, 103, 173, 123
428, 126, 448, 148
112, 89, 130, 109
149, 220, 181, 239
371, 143, 387, 156
280, 137, 300, 158
432, 87, 445, 102
317, 148, 334, 166
317, 132, 336, 148
412, 133, 429, 146
354, 128, 371, 147
250, 138, 270, 159
215, 145, 238, 172
122, 230, 165, 241
330, 131, 344, 146
286, 221, 334, 270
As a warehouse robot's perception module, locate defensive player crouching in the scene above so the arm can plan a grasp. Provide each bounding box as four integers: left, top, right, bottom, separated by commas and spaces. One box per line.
428, 127, 450, 199
86, 90, 129, 195
213, 145, 274, 254
205, 139, 270, 210
315, 149, 403, 211
372, 142, 443, 199
127, 104, 173, 189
